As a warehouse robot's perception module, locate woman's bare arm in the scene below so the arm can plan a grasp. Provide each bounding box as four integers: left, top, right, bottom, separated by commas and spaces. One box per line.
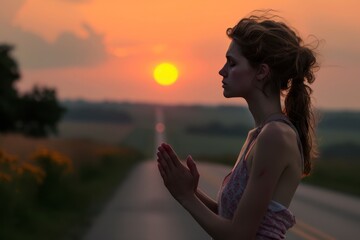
195, 188, 218, 214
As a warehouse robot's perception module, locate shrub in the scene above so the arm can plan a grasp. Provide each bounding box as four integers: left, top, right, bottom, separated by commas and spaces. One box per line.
29, 147, 74, 208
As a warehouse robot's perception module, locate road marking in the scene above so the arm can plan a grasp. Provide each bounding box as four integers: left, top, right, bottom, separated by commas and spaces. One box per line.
201, 169, 337, 240
293, 219, 336, 240
290, 226, 320, 240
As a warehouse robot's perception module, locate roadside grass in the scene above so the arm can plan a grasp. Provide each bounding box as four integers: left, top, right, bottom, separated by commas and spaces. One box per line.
0, 137, 144, 240
0, 134, 134, 167
57, 121, 135, 145
302, 157, 360, 197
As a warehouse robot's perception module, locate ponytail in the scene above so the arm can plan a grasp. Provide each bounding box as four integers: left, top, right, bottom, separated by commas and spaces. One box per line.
284, 47, 318, 176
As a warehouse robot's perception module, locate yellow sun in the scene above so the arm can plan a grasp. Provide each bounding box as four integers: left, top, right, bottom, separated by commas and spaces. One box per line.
153, 62, 178, 86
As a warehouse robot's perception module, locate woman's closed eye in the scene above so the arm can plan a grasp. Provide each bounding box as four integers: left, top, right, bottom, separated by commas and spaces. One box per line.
226, 57, 236, 67
229, 61, 235, 67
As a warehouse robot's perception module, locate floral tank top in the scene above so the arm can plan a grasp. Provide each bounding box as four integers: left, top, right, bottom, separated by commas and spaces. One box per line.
217, 114, 304, 239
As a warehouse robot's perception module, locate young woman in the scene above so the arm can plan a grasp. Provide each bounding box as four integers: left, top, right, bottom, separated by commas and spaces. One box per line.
156, 11, 318, 240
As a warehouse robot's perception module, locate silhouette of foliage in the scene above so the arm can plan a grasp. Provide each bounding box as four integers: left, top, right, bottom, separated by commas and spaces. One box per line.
0, 44, 65, 137
18, 86, 66, 136
0, 44, 20, 132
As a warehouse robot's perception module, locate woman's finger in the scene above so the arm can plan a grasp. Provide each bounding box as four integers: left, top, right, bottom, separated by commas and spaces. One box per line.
157, 151, 169, 173
158, 146, 175, 170
157, 162, 167, 180
163, 143, 181, 167
186, 155, 199, 178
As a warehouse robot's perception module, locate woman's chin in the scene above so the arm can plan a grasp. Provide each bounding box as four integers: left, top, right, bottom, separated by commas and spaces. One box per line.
223, 91, 232, 98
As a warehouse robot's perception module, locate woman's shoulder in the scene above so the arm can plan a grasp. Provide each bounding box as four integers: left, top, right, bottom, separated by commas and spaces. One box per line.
247, 121, 298, 180
254, 121, 299, 162
259, 120, 297, 144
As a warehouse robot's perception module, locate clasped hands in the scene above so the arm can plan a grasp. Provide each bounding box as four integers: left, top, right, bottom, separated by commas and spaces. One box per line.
156, 143, 199, 204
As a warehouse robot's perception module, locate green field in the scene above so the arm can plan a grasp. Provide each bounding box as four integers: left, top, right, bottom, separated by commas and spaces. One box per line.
302, 157, 360, 197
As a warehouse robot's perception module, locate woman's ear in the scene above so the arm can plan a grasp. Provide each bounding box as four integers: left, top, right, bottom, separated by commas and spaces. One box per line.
256, 63, 270, 81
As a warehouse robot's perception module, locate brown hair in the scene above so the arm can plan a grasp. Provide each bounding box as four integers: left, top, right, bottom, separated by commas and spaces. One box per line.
227, 10, 319, 175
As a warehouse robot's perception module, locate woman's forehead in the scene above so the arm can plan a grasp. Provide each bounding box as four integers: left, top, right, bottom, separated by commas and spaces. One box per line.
226, 41, 243, 59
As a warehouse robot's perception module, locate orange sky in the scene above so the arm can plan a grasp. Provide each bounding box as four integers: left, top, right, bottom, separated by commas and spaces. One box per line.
2, 0, 360, 110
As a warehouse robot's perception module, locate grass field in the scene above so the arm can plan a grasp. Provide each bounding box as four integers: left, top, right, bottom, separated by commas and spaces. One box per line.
0, 133, 133, 167
302, 157, 360, 197
57, 122, 135, 145
0, 124, 144, 240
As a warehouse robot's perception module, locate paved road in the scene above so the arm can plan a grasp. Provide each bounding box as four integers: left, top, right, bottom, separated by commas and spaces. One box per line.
84, 107, 360, 239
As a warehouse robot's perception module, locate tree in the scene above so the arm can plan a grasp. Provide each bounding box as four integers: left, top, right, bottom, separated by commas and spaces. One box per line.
0, 44, 65, 137
0, 44, 20, 132
18, 86, 66, 137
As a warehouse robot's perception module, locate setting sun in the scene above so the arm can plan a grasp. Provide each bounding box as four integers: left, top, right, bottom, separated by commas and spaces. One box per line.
153, 63, 179, 86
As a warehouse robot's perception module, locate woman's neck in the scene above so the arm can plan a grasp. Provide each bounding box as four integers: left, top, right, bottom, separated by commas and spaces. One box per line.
246, 95, 283, 128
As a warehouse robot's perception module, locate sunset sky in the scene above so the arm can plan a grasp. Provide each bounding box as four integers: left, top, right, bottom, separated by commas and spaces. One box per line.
1, 0, 359, 110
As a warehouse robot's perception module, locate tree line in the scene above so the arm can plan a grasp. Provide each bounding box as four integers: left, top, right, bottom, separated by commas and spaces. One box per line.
0, 44, 65, 137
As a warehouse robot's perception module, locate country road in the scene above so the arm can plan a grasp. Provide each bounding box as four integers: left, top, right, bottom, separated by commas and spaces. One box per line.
83, 107, 360, 240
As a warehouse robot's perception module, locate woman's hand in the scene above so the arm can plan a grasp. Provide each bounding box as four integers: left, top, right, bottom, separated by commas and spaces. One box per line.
156, 143, 199, 205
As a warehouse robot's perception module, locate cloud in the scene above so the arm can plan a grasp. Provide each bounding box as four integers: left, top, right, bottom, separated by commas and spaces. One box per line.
0, 0, 109, 69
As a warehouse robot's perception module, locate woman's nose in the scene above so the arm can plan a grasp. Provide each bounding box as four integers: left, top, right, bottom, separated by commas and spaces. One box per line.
219, 64, 227, 77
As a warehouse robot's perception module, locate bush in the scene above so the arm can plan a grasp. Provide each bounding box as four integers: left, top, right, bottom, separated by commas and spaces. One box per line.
0, 150, 45, 225
0, 145, 144, 240
29, 148, 74, 208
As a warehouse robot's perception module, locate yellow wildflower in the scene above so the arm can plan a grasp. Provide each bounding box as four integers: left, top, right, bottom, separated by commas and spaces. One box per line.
30, 147, 73, 174
0, 172, 12, 182
20, 162, 46, 184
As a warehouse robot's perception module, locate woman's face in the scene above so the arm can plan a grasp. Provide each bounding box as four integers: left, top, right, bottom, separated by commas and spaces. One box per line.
219, 41, 258, 99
